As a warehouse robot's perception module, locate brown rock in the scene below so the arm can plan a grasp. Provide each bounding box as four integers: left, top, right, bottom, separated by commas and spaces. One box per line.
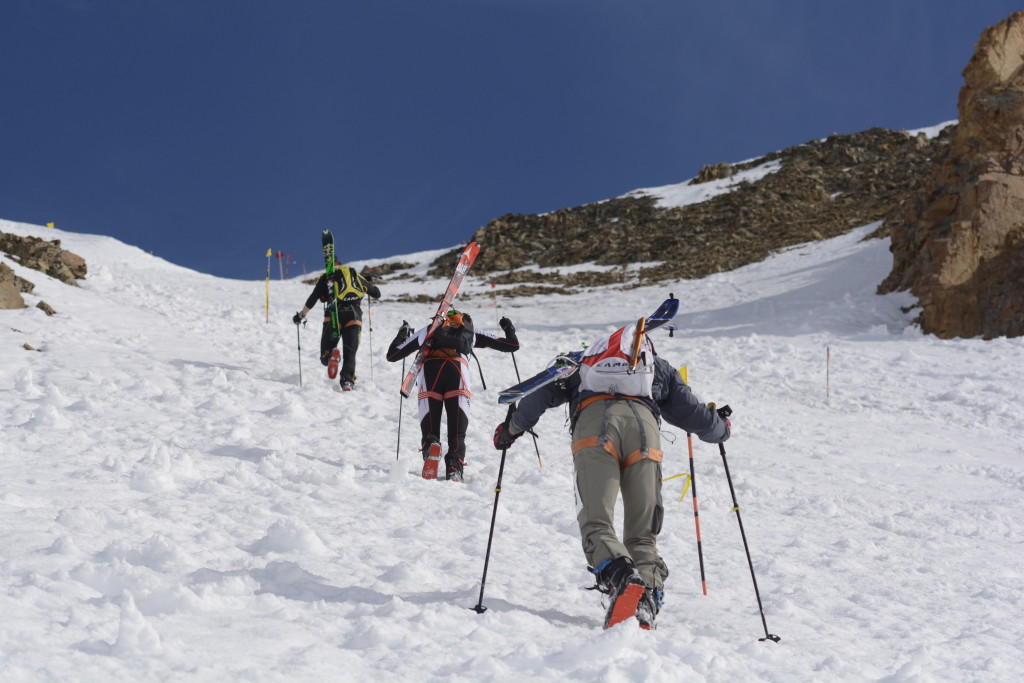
0, 263, 29, 309
0, 282, 26, 309
690, 162, 733, 184
881, 11, 1024, 338
60, 250, 88, 280
36, 301, 57, 316
0, 232, 87, 286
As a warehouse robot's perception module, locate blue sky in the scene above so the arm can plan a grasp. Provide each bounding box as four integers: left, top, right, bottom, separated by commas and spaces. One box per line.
1, 1, 1020, 280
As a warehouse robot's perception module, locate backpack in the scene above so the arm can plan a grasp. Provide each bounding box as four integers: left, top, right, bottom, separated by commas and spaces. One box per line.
430, 313, 474, 356
577, 321, 655, 398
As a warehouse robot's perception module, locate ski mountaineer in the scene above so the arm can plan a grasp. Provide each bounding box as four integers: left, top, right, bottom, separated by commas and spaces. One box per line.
292, 263, 381, 391
387, 312, 519, 482
492, 321, 731, 630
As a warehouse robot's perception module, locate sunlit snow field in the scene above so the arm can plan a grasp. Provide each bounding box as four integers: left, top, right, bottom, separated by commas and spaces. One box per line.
2, 215, 1022, 682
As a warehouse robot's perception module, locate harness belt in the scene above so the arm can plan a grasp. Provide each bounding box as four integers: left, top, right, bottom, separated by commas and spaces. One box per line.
571, 395, 664, 469
426, 347, 461, 359
418, 388, 471, 402
322, 318, 362, 328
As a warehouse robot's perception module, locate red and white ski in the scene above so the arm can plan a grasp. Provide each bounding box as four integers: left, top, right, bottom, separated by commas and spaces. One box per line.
399, 241, 481, 398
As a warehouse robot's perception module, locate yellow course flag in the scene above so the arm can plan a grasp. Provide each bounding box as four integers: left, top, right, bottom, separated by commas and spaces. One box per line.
266, 248, 272, 257
662, 472, 692, 507
46, 222, 54, 229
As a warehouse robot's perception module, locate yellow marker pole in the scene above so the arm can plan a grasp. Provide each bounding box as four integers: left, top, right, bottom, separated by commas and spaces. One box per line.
46, 222, 55, 229
265, 248, 272, 323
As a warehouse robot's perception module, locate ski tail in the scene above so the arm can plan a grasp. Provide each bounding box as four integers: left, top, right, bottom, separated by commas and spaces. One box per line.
497, 352, 581, 404
628, 316, 647, 371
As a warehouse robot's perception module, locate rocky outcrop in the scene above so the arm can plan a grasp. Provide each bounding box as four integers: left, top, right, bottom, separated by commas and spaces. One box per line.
0, 232, 87, 286
691, 162, 733, 184
430, 126, 952, 287
0, 263, 29, 309
880, 11, 1024, 338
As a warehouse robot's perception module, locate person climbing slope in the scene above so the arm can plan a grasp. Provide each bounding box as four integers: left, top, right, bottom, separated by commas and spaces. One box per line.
492, 319, 730, 629
293, 262, 380, 390
388, 312, 519, 481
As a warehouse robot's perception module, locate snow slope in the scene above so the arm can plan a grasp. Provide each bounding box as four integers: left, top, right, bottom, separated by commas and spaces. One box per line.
2, 217, 1023, 682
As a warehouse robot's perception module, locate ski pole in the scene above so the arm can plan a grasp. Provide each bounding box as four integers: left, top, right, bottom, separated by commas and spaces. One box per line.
472, 404, 515, 614
295, 319, 304, 387
688, 431, 708, 595
510, 352, 542, 468
367, 297, 375, 382
471, 350, 486, 390
714, 405, 780, 643
396, 356, 405, 461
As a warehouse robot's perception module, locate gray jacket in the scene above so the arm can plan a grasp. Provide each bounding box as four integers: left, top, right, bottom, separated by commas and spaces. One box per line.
509, 356, 730, 444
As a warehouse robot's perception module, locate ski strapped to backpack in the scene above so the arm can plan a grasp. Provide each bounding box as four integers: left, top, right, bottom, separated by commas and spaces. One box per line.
322, 230, 341, 336
399, 241, 481, 398
497, 294, 679, 404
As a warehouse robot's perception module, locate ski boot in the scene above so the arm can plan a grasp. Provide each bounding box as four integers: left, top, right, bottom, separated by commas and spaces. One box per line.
636, 587, 663, 631
444, 453, 465, 483
421, 441, 442, 480
327, 349, 341, 379
592, 557, 646, 629
340, 374, 354, 391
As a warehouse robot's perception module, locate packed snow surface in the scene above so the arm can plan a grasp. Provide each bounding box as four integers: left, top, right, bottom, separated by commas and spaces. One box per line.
2, 217, 1022, 682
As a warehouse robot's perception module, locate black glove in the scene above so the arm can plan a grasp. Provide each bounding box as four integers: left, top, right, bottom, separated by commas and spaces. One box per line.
499, 316, 515, 334
399, 320, 412, 339
493, 421, 522, 450
292, 312, 304, 324
708, 403, 732, 437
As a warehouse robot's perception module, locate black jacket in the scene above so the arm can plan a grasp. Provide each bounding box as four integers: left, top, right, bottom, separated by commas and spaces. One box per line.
304, 267, 381, 314
387, 314, 519, 362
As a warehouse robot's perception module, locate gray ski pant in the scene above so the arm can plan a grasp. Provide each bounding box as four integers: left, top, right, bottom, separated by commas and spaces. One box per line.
572, 398, 668, 589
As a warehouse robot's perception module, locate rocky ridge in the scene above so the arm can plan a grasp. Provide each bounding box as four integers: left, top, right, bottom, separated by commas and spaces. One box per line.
426, 126, 954, 293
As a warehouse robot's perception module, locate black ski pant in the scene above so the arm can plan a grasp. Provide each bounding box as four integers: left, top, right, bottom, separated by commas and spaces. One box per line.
419, 358, 469, 470
319, 310, 362, 383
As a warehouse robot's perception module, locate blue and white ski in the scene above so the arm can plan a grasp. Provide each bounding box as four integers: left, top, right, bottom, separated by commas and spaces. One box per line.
497, 295, 679, 404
